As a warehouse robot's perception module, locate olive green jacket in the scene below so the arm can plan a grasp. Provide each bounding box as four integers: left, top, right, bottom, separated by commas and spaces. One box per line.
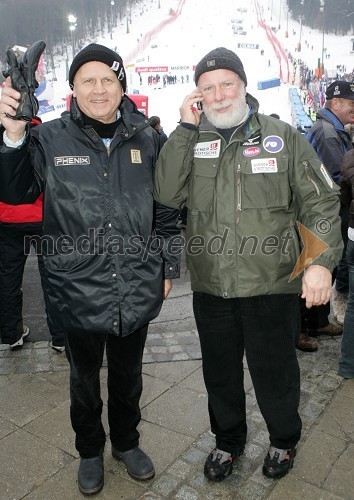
154, 94, 343, 297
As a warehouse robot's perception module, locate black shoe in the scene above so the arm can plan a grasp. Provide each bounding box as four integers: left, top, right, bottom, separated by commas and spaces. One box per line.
204, 447, 244, 482
78, 455, 104, 496
262, 446, 296, 479
112, 446, 155, 481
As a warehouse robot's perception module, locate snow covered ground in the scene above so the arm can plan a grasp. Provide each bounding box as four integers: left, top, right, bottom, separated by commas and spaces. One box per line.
26, 0, 354, 135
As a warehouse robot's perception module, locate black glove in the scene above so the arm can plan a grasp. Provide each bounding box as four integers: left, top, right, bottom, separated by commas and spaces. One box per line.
2, 40, 46, 122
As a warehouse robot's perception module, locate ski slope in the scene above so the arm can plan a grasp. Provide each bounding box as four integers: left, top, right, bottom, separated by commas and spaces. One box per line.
35, 0, 353, 135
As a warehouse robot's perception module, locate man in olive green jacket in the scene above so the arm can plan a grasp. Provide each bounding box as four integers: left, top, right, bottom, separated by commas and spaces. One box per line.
154, 48, 343, 483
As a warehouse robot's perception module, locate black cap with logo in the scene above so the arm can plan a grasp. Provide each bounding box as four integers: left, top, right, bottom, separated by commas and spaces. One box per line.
326, 81, 354, 100
69, 43, 126, 92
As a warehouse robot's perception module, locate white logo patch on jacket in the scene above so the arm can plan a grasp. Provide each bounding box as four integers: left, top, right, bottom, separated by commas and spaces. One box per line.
251, 158, 278, 173
131, 149, 142, 164
54, 156, 90, 166
194, 139, 221, 158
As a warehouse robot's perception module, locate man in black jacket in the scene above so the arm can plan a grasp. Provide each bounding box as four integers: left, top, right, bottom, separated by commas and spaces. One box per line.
0, 44, 180, 496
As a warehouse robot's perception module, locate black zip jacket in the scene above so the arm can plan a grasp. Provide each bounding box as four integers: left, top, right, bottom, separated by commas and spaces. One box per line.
0, 96, 180, 336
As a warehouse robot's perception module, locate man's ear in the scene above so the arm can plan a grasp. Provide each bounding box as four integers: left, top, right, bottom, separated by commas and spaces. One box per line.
330, 98, 340, 111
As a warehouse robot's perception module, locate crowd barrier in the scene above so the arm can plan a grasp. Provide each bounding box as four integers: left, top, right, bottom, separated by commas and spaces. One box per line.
288, 87, 313, 131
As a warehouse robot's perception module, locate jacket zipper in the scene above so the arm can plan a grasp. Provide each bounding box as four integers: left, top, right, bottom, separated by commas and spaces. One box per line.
304, 161, 320, 196
198, 131, 246, 222
105, 128, 126, 157
236, 163, 241, 223
103, 138, 111, 156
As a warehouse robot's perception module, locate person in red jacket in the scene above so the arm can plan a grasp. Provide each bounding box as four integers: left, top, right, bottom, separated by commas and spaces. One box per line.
0, 121, 64, 351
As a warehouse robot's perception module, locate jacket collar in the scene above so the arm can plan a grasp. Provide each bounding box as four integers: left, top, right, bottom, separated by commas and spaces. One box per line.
316, 108, 346, 132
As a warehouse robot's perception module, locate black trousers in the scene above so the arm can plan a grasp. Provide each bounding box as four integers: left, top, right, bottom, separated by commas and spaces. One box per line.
0, 224, 63, 344
193, 292, 302, 454
65, 326, 148, 458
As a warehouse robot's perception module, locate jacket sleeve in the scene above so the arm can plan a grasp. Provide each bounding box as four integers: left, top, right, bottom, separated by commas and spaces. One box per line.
154, 124, 199, 209
154, 202, 181, 279
0, 127, 43, 204
291, 129, 343, 272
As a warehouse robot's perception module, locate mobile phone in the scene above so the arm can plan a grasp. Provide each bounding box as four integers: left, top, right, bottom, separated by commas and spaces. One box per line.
197, 101, 203, 111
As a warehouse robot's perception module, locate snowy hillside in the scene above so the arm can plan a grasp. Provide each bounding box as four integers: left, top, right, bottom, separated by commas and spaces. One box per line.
28, 0, 354, 134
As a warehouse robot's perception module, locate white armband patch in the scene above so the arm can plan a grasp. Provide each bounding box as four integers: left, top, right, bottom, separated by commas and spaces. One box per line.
320, 164, 333, 189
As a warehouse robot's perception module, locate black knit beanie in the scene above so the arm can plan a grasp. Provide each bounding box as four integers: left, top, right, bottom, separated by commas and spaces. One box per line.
69, 43, 126, 91
194, 47, 247, 86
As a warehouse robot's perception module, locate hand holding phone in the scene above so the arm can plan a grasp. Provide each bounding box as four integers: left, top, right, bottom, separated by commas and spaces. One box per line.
181, 92, 203, 126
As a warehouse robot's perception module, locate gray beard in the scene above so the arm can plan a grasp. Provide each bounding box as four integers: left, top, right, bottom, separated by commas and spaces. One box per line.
203, 95, 248, 129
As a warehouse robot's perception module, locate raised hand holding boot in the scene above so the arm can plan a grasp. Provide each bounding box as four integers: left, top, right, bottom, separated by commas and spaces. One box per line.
2, 40, 46, 121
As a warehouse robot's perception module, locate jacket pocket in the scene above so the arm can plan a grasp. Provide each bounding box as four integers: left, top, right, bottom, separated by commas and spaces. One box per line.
242, 157, 290, 209
187, 162, 218, 213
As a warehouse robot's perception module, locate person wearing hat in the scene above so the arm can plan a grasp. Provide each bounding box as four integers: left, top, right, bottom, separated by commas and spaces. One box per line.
306, 81, 354, 334
154, 47, 343, 483
0, 43, 180, 495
